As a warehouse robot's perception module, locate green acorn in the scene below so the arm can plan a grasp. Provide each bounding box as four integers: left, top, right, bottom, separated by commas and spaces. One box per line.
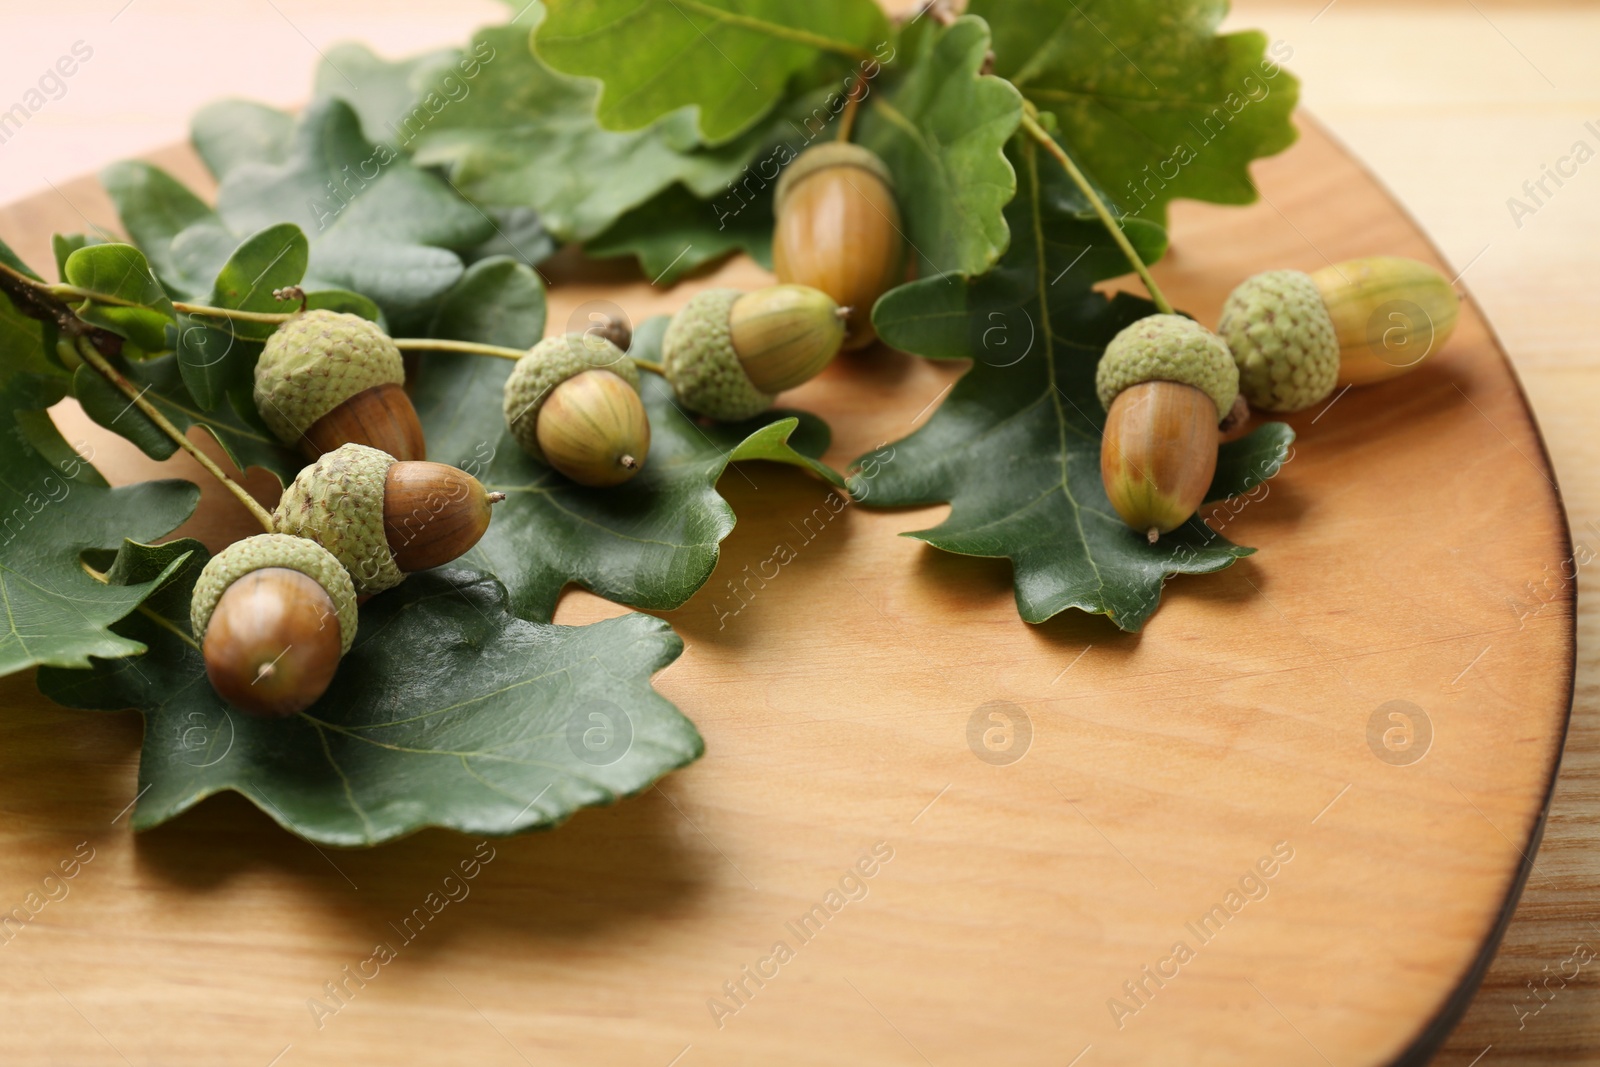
1217, 271, 1341, 414
1095, 315, 1239, 542
503, 334, 650, 487
661, 285, 846, 421
253, 310, 426, 461
272, 443, 500, 595
190, 534, 357, 717
1218, 257, 1460, 412
773, 143, 905, 350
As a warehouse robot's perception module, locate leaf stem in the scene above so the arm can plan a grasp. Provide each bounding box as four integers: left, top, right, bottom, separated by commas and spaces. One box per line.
81, 561, 202, 652
393, 336, 668, 377
838, 92, 862, 143
1019, 113, 1173, 316
393, 338, 526, 361
173, 301, 297, 325
48, 282, 143, 308
16, 263, 299, 325
50, 284, 298, 325
73, 337, 275, 532
138, 605, 202, 652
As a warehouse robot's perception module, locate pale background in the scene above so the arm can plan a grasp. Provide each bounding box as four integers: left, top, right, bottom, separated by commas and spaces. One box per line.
0, 0, 1595, 1061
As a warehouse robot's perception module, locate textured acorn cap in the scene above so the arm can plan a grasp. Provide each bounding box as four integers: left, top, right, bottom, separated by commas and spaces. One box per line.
503, 334, 640, 463
662, 289, 773, 422
190, 533, 358, 655
775, 142, 895, 214
1096, 314, 1240, 422
253, 310, 405, 445
1219, 270, 1340, 413
272, 443, 402, 595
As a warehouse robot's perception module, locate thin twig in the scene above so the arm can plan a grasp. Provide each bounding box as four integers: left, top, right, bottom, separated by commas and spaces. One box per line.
173, 301, 296, 325
393, 338, 526, 361
73, 338, 274, 532
838, 92, 862, 143
11, 263, 296, 326
1020, 112, 1173, 315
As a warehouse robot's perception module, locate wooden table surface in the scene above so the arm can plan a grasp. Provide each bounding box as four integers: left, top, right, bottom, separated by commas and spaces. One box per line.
0, 1, 1596, 1063
1231, 6, 1600, 1063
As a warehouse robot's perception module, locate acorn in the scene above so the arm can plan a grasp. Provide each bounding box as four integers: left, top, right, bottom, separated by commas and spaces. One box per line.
503, 334, 650, 487
773, 143, 905, 350
190, 534, 358, 718
661, 285, 846, 421
1315, 257, 1460, 387
253, 309, 426, 461
1218, 257, 1460, 412
272, 443, 502, 595
1095, 315, 1240, 542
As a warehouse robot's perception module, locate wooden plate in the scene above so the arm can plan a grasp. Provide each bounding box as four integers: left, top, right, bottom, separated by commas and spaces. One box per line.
0, 115, 1572, 1067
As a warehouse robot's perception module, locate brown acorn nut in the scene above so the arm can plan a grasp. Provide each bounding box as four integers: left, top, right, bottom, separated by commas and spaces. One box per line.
773, 143, 905, 350
1094, 316, 1240, 542
190, 534, 358, 718
254, 310, 426, 462
502, 335, 650, 487
1101, 383, 1221, 543
273, 443, 503, 596
382, 461, 502, 572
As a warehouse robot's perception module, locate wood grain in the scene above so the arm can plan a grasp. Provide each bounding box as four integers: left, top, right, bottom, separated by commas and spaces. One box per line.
0, 117, 1574, 1066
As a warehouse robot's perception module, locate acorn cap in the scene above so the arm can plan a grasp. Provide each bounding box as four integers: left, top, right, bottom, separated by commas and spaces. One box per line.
254, 310, 405, 444
661, 289, 773, 422
775, 142, 895, 214
502, 334, 641, 463
1095, 314, 1239, 422
189, 533, 358, 655
272, 443, 402, 595
1218, 270, 1340, 413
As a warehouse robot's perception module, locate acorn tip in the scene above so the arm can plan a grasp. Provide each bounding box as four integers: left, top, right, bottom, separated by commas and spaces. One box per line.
1146, 527, 1160, 545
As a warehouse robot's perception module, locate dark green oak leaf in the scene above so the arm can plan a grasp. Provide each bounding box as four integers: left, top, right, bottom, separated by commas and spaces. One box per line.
396, 19, 801, 248
312, 41, 464, 147
98, 163, 218, 297
856, 14, 1023, 279
316, 10, 852, 274
37, 540, 702, 847
428, 256, 548, 347
190, 100, 294, 182
27, 224, 302, 482
173, 222, 308, 409
462, 207, 558, 270
536, 0, 891, 146
71, 349, 301, 487
0, 248, 58, 386
88, 163, 534, 483
0, 372, 198, 676
211, 99, 492, 332
62, 243, 176, 352
412, 316, 842, 623
584, 184, 775, 283
970, 0, 1299, 225
105, 99, 493, 335
856, 134, 1291, 631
